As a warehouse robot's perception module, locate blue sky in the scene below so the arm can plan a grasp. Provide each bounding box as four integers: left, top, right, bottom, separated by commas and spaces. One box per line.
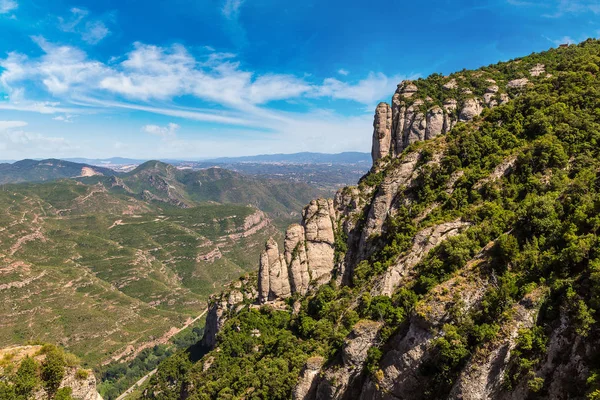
0, 0, 598, 159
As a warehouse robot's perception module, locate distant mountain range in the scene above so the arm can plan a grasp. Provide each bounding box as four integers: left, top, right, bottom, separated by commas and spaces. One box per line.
0, 159, 117, 185
0, 152, 371, 167
203, 152, 371, 164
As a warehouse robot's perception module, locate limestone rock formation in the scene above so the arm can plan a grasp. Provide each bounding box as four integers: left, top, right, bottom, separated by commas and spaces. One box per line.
253, 199, 337, 304
459, 98, 483, 121
302, 199, 337, 285
529, 63, 545, 77
372, 102, 393, 162
426, 106, 445, 139
507, 78, 530, 89
293, 357, 325, 400
258, 238, 291, 303
374, 220, 471, 296
201, 298, 229, 348
310, 321, 383, 400
449, 288, 546, 400
285, 224, 310, 295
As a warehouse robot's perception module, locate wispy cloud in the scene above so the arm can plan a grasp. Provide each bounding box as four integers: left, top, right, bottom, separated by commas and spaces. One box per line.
0, 120, 75, 157
53, 114, 74, 123
1, 38, 399, 112
0, 0, 17, 14
58, 7, 111, 44
543, 35, 575, 46
507, 0, 600, 17
0, 37, 404, 157
312, 72, 404, 107
222, 0, 245, 19
338, 69, 349, 76
142, 122, 180, 138
0, 120, 27, 130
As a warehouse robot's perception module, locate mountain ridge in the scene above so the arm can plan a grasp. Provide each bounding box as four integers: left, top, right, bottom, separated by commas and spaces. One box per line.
140, 39, 600, 400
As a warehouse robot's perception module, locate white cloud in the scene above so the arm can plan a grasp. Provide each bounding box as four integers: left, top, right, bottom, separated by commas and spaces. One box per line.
53, 114, 74, 123
1, 38, 400, 111
0, 120, 75, 158
58, 7, 88, 32
222, 0, 245, 19
82, 21, 110, 44
58, 7, 111, 44
338, 69, 349, 76
142, 122, 180, 138
0, 120, 27, 130
313, 72, 403, 106
0, 0, 17, 14
0, 37, 404, 157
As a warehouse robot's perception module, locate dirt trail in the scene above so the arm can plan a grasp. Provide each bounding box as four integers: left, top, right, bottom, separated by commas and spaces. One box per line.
113, 308, 208, 400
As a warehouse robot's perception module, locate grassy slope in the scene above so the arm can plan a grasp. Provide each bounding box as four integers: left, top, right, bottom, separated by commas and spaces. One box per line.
0, 179, 282, 366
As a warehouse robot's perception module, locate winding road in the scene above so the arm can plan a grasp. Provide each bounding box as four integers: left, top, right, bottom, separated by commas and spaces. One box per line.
114, 307, 208, 400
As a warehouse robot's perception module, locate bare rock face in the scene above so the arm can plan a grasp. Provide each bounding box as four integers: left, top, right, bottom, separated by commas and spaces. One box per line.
426, 106, 445, 139
443, 78, 458, 90
443, 98, 458, 131
303, 199, 336, 285
404, 100, 427, 147
358, 152, 421, 259
361, 255, 492, 400
372, 102, 393, 162
311, 321, 383, 400
374, 220, 471, 296
449, 288, 546, 400
293, 357, 325, 400
529, 63, 545, 77
459, 98, 483, 122
507, 78, 530, 89
58, 369, 101, 400
342, 320, 383, 367
253, 198, 337, 305
201, 299, 228, 348
285, 224, 310, 295
484, 84, 499, 106
258, 238, 291, 303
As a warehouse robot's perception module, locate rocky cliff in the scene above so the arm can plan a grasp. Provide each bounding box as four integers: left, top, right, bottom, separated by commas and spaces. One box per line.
147, 39, 600, 400
0, 345, 103, 400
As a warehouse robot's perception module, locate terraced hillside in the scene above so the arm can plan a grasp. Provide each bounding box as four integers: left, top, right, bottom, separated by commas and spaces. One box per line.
0, 162, 321, 370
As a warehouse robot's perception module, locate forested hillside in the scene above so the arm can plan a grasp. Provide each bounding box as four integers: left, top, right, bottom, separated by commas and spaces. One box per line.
141, 39, 600, 400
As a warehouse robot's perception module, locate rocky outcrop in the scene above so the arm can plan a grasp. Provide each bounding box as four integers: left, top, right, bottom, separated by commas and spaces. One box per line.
201, 298, 228, 348
449, 288, 547, 400
374, 220, 471, 296
529, 64, 545, 77
459, 97, 483, 121
303, 199, 337, 285
361, 254, 492, 400
310, 321, 383, 400
507, 78, 530, 89
372, 77, 514, 162
293, 357, 325, 400
358, 152, 420, 259
372, 103, 393, 162
55, 369, 101, 400
258, 238, 291, 303
256, 199, 337, 304
201, 277, 257, 348
285, 224, 310, 295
